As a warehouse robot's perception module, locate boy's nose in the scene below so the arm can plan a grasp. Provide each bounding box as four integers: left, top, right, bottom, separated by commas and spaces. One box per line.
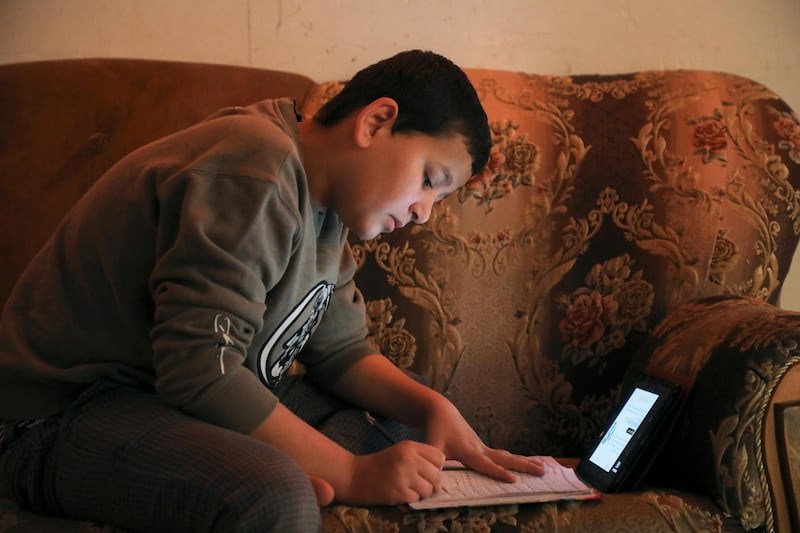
410, 200, 431, 225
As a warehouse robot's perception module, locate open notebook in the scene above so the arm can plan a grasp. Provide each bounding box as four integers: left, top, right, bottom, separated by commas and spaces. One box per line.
409, 456, 599, 510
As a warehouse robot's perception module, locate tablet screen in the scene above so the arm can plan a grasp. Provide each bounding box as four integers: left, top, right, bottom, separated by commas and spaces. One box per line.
576, 373, 681, 492
587, 387, 659, 472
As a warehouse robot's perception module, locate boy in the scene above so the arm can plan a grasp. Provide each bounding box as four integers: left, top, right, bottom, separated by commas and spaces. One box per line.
0, 50, 543, 532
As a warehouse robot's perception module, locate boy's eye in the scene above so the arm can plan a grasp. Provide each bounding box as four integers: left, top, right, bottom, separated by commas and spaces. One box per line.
423, 172, 433, 189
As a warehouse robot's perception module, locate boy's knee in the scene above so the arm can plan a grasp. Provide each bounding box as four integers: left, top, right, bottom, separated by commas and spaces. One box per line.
222, 455, 321, 533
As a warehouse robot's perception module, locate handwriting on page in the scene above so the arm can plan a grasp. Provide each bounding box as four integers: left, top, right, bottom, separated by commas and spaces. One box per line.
443, 457, 588, 498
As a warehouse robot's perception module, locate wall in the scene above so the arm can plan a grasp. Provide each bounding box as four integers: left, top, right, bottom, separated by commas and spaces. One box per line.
2, 0, 800, 307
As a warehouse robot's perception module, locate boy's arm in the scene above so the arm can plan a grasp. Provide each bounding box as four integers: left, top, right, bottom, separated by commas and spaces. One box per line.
248, 398, 445, 505
329, 353, 545, 482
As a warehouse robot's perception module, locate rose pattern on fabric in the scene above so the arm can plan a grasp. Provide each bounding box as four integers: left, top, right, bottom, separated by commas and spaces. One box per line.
461, 120, 539, 213
772, 111, 800, 164
365, 298, 416, 368
690, 116, 728, 164
708, 229, 739, 285
559, 289, 619, 350
558, 254, 654, 371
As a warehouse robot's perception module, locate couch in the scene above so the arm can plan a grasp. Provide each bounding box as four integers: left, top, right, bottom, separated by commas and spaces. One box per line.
1, 58, 799, 533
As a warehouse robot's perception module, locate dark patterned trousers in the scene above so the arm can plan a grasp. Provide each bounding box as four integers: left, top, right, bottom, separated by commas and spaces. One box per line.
0, 376, 419, 533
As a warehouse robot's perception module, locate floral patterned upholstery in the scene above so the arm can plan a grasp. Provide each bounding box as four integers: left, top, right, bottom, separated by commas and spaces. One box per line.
302, 69, 800, 532
1, 61, 798, 532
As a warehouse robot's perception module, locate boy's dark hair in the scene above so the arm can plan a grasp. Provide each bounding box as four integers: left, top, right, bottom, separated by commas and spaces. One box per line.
314, 50, 491, 176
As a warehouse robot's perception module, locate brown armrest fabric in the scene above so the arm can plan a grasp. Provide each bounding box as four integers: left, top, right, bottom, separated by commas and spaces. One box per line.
625, 295, 800, 531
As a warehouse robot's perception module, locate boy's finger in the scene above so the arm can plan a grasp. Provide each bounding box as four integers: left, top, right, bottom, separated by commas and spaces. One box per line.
467, 453, 517, 483
512, 455, 545, 475
416, 442, 446, 469
486, 450, 546, 476
419, 462, 443, 495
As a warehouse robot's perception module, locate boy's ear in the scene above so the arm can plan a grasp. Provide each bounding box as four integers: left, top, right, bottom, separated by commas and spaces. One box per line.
354, 97, 398, 148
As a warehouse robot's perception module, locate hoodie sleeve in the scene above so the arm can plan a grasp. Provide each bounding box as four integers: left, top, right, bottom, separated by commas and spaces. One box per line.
149, 159, 301, 434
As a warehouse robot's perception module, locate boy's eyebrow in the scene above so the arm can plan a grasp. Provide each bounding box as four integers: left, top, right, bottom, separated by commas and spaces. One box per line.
436, 169, 455, 203
442, 168, 453, 187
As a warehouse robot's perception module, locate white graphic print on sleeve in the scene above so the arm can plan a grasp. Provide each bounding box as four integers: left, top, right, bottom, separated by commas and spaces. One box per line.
258, 281, 334, 387
214, 313, 234, 375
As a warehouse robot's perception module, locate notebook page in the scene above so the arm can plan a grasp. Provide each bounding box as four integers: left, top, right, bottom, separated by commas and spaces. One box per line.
410, 456, 598, 510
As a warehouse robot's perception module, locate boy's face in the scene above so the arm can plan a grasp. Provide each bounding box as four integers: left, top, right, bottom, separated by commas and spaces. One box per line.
333, 124, 473, 241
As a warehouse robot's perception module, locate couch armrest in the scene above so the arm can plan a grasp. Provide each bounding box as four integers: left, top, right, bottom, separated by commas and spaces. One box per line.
770, 395, 800, 533
625, 295, 800, 533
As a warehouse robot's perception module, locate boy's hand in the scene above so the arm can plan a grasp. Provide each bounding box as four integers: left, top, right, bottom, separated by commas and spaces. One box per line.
425, 401, 545, 482
309, 476, 335, 506
452, 446, 546, 483
339, 441, 446, 505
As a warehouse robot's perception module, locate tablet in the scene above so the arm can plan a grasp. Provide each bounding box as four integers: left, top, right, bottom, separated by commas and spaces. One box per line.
576, 373, 682, 493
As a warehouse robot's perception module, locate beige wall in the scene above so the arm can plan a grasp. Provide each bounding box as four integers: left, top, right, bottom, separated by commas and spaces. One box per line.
2, 0, 800, 307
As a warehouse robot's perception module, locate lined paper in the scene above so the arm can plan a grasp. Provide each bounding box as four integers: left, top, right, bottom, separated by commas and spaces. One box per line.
410, 456, 600, 510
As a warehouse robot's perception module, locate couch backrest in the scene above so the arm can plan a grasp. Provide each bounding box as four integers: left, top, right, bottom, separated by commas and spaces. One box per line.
2, 60, 799, 458
302, 69, 800, 456
0, 59, 316, 305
